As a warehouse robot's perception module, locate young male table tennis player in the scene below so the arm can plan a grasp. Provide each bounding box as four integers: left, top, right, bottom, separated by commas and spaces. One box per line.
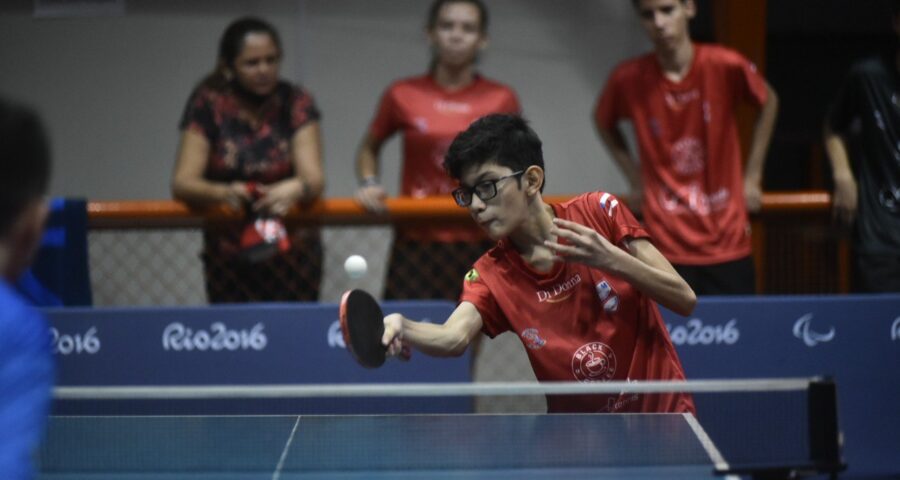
380, 114, 696, 414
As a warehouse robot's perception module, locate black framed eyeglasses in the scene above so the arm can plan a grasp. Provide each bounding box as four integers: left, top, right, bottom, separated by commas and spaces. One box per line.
452, 170, 525, 207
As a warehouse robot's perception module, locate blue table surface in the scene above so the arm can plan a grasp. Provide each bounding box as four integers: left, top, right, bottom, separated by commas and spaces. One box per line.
37, 413, 731, 479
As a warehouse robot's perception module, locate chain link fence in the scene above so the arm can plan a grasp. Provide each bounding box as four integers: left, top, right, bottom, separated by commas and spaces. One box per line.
89, 229, 207, 306
761, 217, 847, 293
89, 226, 485, 305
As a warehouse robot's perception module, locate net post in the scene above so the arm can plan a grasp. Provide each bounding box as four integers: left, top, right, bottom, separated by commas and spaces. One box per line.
807, 377, 846, 476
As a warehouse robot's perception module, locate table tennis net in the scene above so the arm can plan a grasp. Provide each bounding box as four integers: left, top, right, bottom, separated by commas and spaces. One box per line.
50, 378, 844, 478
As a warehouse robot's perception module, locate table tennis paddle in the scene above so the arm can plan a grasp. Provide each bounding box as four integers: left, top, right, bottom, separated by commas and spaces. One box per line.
339, 289, 388, 368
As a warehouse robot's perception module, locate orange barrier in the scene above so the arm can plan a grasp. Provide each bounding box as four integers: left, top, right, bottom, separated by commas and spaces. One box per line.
86, 191, 849, 294
87, 195, 578, 228
87, 192, 830, 226
89, 197, 469, 227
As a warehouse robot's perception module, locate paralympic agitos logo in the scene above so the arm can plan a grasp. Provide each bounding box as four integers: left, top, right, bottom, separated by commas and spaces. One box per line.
792, 314, 835, 347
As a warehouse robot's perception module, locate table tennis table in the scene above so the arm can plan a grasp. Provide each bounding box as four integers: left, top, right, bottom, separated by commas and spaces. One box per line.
37, 413, 749, 479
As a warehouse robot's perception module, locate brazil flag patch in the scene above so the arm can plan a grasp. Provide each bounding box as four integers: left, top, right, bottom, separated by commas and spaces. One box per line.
465, 268, 480, 284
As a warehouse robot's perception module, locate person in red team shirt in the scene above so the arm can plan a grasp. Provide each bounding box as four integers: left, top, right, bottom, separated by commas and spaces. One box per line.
355, 0, 520, 300
381, 114, 696, 414
594, 0, 779, 295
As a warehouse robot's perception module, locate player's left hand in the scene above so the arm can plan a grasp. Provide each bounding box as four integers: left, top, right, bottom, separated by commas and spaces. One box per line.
253, 178, 304, 217
545, 217, 621, 270
744, 179, 763, 213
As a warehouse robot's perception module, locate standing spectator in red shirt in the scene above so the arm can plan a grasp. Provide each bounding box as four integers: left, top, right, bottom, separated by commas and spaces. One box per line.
172, 17, 325, 303
594, 0, 779, 295
355, 0, 520, 300
382, 114, 696, 414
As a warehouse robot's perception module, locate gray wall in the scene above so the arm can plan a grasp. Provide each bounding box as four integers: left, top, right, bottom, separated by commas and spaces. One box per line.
0, 0, 649, 200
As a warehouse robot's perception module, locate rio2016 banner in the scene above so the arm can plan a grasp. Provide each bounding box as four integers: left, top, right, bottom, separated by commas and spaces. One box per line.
661, 294, 900, 478
46, 301, 470, 415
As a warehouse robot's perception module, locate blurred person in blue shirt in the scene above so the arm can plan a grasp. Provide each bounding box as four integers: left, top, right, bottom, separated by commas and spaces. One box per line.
0, 97, 55, 479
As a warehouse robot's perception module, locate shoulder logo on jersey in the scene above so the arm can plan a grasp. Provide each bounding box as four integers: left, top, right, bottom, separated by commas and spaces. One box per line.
595, 280, 619, 313
536, 273, 582, 303
571, 342, 617, 382
598, 193, 618, 218
520, 328, 546, 350
465, 268, 480, 284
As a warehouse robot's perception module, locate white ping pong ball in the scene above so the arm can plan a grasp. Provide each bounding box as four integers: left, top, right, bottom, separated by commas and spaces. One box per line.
344, 255, 368, 279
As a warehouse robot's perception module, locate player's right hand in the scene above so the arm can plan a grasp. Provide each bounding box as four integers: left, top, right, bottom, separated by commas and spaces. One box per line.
382, 313, 411, 360
382, 313, 404, 354
356, 184, 388, 214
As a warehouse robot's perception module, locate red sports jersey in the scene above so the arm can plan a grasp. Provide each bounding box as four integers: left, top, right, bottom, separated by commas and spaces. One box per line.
595, 44, 768, 265
368, 74, 520, 242
461, 192, 695, 414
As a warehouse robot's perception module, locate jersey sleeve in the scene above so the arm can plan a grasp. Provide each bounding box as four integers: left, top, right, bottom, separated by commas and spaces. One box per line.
367, 85, 401, 143
459, 267, 509, 338
586, 192, 651, 247
727, 50, 768, 107
178, 87, 217, 140
594, 66, 629, 130
289, 86, 322, 132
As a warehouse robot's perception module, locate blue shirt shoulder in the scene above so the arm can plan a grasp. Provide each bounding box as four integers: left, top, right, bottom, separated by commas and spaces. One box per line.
0, 280, 55, 480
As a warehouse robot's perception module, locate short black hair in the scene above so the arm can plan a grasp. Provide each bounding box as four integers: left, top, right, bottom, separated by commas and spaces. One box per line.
0, 97, 51, 235
443, 114, 545, 192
